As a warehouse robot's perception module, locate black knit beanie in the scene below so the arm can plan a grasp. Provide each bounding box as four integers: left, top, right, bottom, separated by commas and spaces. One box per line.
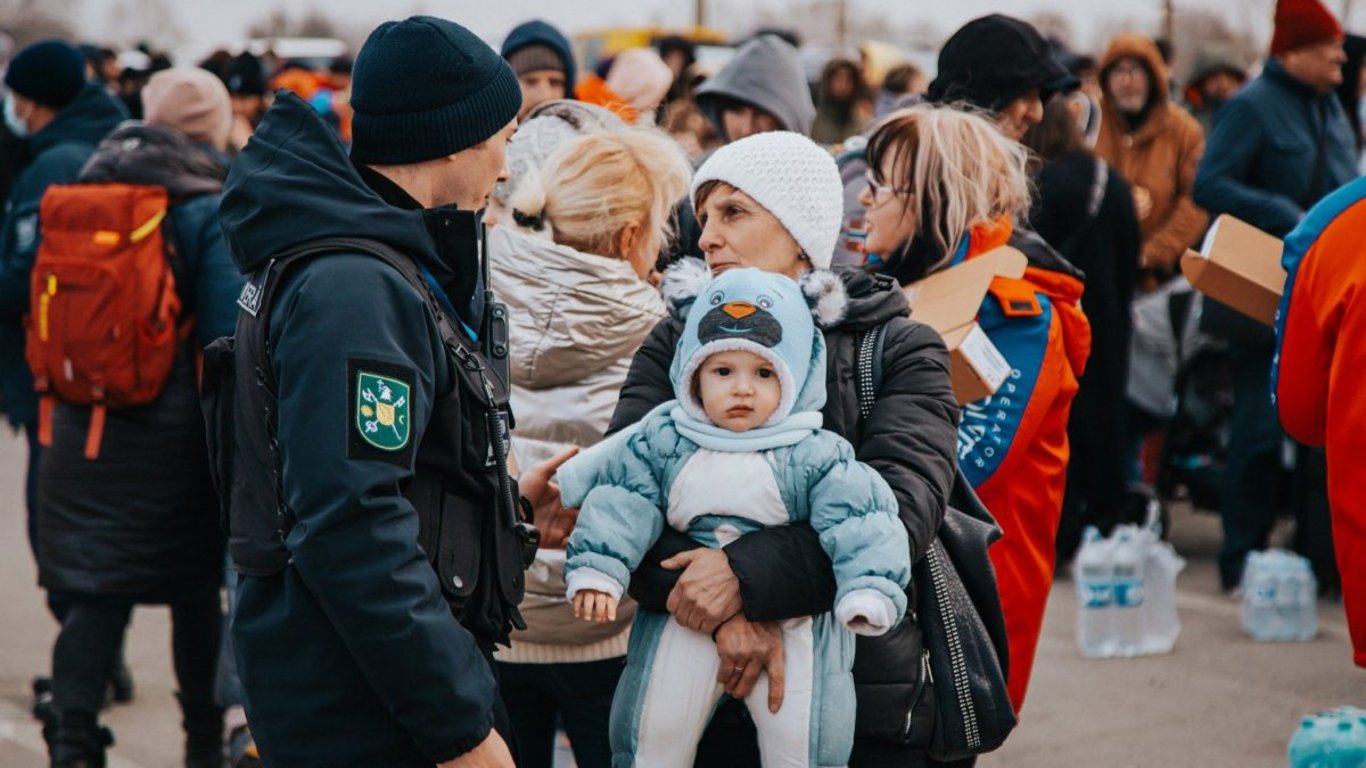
5, 39, 86, 109
928, 15, 1076, 113
350, 16, 522, 164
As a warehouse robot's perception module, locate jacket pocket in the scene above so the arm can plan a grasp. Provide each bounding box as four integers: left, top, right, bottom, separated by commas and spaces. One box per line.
853, 662, 936, 749
436, 490, 481, 600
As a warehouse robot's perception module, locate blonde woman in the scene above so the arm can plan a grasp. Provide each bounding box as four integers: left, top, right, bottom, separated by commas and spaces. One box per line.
489, 128, 692, 768
859, 104, 1091, 713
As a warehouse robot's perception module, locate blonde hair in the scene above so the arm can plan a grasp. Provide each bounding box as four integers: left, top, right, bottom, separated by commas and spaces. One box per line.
865, 104, 1032, 272
507, 129, 693, 258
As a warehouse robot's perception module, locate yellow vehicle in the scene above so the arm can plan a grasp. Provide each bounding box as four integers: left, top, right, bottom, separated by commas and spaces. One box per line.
573, 26, 729, 72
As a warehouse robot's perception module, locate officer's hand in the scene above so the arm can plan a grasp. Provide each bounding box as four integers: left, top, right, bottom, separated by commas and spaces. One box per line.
535, 503, 579, 549
519, 447, 579, 520
663, 548, 742, 634
439, 729, 514, 768
714, 615, 785, 713
572, 590, 618, 623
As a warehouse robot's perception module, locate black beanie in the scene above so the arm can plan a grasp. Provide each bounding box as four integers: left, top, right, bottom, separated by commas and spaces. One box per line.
928, 15, 1077, 113
224, 53, 267, 97
350, 16, 522, 165
5, 39, 86, 109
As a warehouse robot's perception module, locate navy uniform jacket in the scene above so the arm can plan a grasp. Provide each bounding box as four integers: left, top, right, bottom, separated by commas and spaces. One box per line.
217, 93, 497, 766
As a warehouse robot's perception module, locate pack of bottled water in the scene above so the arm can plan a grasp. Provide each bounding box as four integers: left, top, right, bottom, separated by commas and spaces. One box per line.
1240, 549, 1317, 642
1073, 501, 1185, 658
1288, 707, 1366, 767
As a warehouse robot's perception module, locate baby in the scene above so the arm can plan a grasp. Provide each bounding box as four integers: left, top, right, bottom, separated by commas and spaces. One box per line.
559, 266, 911, 768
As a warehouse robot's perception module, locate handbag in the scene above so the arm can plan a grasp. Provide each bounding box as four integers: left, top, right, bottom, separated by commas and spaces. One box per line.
856, 323, 1017, 760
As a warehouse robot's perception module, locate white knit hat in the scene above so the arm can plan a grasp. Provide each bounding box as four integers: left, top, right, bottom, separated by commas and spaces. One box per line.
691, 131, 844, 269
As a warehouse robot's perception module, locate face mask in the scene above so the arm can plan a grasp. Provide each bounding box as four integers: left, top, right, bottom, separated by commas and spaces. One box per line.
4, 93, 29, 138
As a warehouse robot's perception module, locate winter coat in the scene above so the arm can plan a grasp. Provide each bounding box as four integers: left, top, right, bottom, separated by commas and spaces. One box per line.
488, 224, 662, 662
609, 265, 960, 761
35, 124, 241, 597
951, 220, 1090, 712
0, 84, 126, 427
1273, 175, 1366, 669
694, 35, 817, 140
500, 20, 577, 94
1194, 58, 1359, 352
214, 93, 499, 766
1030, 151, 1141, 530
1096, 35, 1209, 271
1193, 58, 1358, 239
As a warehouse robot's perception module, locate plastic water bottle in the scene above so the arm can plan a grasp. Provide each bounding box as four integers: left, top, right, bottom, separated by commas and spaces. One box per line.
1111, 527, 1146, 655
1244, 550, 1318, 642
1242, 551, 1280, 641
1289, 709, 1366, 767
1288, 557, 1319, 642
1331, 717, 1366, 767
1074, 527, 1114, 658
1289, 717, 1329, 768
1138, 501, 1184, 655
1323, 708, 1366, 767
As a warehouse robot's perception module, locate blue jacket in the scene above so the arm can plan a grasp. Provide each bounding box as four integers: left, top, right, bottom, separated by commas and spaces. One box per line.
0, 84, 126, 426
500, 20, 577, 94
1193, 59, 1358, 239
217, 92, 497, 765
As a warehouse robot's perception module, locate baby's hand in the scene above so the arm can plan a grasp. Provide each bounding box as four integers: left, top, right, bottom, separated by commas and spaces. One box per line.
572, 590, 618, 623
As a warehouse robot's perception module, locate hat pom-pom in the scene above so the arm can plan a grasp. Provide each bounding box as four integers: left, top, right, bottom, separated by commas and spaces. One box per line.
661, 258, 713, 319
799, 269, 848, 328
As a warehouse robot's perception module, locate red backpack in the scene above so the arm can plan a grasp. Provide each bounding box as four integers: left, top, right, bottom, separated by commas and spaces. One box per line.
25, 182, 191, 459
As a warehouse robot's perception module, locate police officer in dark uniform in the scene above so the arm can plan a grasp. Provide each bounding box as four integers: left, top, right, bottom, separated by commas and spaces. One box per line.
207, 16, 569, 767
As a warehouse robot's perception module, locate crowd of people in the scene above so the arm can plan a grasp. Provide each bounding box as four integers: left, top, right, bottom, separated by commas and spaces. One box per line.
1, 0, 1364, 766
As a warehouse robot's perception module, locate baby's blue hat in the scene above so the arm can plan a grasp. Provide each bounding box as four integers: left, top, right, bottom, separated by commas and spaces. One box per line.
673, 268, 836, 426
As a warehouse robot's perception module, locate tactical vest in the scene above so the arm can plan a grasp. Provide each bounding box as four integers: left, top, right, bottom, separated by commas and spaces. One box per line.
201, 237, 537, 646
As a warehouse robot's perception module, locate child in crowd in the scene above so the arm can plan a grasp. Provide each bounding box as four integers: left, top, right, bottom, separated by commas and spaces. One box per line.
559, 266, 911, 768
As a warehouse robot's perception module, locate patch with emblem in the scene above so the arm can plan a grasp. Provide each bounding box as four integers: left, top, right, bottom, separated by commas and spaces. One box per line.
347, 359, 416, 464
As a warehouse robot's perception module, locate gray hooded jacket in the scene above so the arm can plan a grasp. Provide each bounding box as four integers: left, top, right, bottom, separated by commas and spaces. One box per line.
696, 35, 816, 139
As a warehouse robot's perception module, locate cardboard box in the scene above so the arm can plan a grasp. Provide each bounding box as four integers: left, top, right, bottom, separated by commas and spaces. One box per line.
902, 246, 1027, 405
1180, 214, 1287, 326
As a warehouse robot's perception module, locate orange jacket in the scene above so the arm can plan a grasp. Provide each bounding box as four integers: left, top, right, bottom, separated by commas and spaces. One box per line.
1095, 35, 1209, 270
953, 218, 1091, 711
1275, 176, 1366, 668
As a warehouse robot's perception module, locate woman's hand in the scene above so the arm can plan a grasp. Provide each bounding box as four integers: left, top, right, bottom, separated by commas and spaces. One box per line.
663, 548, 743, 634
518, 447, 579, 548
713, 614, 786, 713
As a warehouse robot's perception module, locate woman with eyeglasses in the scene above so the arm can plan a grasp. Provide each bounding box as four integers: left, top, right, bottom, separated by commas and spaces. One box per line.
607, 130, 962, 767
859, 104, 1091, 714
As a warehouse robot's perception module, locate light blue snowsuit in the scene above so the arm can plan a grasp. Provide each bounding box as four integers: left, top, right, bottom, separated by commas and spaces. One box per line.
560, 268, 911, 767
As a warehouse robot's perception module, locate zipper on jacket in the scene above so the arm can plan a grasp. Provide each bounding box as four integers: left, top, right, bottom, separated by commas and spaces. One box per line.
904, 648, 933, 741
927, 542, 981, 750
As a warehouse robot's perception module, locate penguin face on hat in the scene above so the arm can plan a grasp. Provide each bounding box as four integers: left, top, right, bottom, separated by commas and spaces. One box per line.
673, 268, 825, 427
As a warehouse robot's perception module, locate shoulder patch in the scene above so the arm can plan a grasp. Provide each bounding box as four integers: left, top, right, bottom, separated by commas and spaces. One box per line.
347, 358, 416, 466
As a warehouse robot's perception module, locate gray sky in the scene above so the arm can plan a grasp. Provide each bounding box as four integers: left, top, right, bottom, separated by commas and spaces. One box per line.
74, 0, 1333, 59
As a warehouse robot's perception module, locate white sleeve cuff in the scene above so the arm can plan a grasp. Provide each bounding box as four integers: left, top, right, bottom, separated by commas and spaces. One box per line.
564, 567, 624, 602
836, 589, 897, 637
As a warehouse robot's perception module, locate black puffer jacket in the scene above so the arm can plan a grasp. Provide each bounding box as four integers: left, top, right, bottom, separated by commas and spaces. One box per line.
37, 125, 240, 597
610, 265, 960, 762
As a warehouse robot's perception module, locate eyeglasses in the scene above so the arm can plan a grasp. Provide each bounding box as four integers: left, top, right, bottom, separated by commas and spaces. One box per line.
865, 172, 913, 203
